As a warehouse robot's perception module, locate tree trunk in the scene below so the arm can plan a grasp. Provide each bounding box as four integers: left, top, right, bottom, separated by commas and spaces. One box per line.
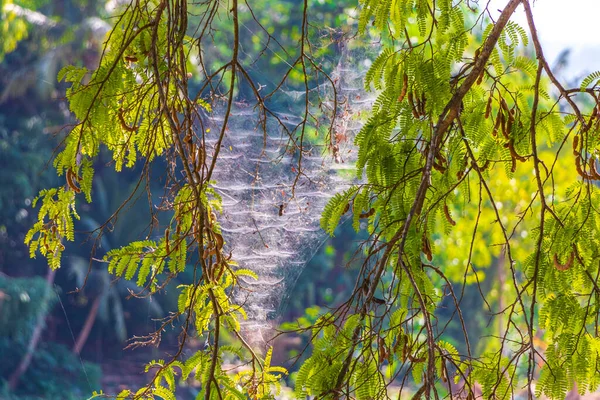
72, 295, 101, 355
8, 268, 57, 390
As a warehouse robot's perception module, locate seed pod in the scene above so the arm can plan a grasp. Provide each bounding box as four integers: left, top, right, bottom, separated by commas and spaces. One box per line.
359, 208, 375, 219
190, 143, 197, 167
492, 111, 502, 137
589, 157, 600, 180
510, 157, 517, 173
215, 261, 227, 281
436, 152, 447, 165
476, 69, 485, 85
441, 366, 448, 383
575, 155, 588, 179
507, 140, 526, 162
66, 168, 81, 193
195, 146, 206, 171
170, 108, 179, 125
164, 228, 170, 254
408, 92, 419, 119
378, 336, 388, 364
202, 246, 216, 259
484, 95, 493, 119
585, 106, 598, 132
500, 111, 508, 139
398, 73, 408, 102
118, 108, 137, 132
443, 204, 456, 226
553, 252, 574, 271
343, 202, 350, 215
500, 97, 510, 114
506, 111, 514, 136
433, 159, 446, 173
212, 232, 223, 251
422, 235, 433, 261
573, 135, 580, 156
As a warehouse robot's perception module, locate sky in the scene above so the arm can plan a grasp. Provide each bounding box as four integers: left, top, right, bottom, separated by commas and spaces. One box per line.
488, 0, 600, 80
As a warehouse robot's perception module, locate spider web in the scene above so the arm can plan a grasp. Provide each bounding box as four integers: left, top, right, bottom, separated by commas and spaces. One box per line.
203, 49, 375, 347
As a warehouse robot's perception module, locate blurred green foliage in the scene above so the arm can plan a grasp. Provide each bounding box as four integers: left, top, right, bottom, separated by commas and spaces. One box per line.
0, 274, 55, 337
0, 340, 101, 399
0, 0, 552, 397
0, 274, 102, 398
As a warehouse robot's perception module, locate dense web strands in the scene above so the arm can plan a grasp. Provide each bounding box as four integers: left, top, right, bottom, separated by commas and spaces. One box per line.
202, 53, 375, 347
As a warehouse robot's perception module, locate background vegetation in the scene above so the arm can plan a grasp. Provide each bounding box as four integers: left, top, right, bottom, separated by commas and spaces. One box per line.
2, 0, 600, 399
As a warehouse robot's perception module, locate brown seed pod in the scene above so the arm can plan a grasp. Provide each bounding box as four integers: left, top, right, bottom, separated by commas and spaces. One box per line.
575, 155, 590, 179
585, 106, 598, 132
480, 159, 490, 171
500, 97, 510, 114
408, 92, 419, 119
359, 208, 375, 219
476, 69, 485, 85
422, 235, 433, 261
118, 108, 137, 132
484, 95, 493, 119
195, 146, 206, 172
441, 365, 448, 383
433, 159, 446, 173
419, 94, 427, 116
66, 168, 81, 193
215, 260, 227, 282
202, 246, 217, 259
573, 135, 580, 156
434, 152, 448, 172
436, 152, 448, 165
190, 143, 197, 167
378, 336, 388, 364
510, 157, 517, 173
589, 157, 600, 180
500, 111, 508, 139
164, 228, 170, 254
443, 204, 456, 226
553, 252, 574, 271
506, 111, 514, 136
212, 231, 224, 251
398, 73, 408, 103
492, 110, 502, 137
507, 140, 526, 162
342, 202, 350, 215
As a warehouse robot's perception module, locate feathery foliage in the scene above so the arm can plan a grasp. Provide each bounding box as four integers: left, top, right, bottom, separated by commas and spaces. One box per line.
23, 0, 600, 398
